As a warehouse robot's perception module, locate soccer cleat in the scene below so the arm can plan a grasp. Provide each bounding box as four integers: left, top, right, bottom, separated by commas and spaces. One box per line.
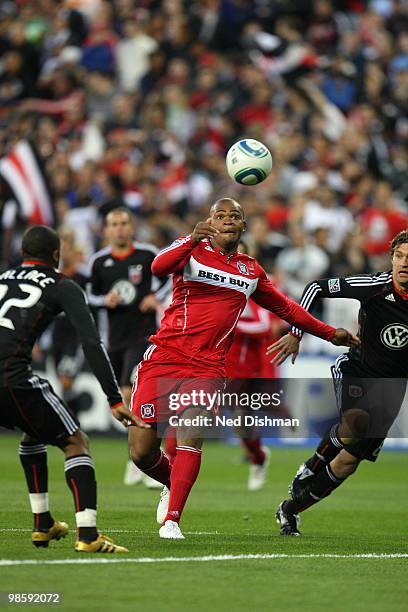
143, 473, 163, 489
248, 447, 270, 491
32, 520, 69, 548
123, 460, 143, 486
275, 501, 301, 536
159, 520, 185, 540
75, 534, 128, 553
289, 462, 315, 499
156, 486, 170, 524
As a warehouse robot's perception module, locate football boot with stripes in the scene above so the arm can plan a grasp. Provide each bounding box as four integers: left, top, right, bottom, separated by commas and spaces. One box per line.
75, 534, 128, 553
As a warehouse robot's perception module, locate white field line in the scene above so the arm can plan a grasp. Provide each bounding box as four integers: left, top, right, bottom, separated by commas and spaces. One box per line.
1, 553, 408, 567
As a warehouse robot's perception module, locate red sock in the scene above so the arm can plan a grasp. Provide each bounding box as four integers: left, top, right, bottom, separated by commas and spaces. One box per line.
143, 450, 171, 488
164, 427, 177, 465
242, 438, 265, 466
164, 446, 202, 524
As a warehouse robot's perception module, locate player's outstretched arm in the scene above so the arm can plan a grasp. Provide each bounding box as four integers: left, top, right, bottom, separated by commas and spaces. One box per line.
290, 274, 389, 339
252, 270, 360, 344
267, 328, 359, 365
151, 236, 195, 276
151, 221, 219, 276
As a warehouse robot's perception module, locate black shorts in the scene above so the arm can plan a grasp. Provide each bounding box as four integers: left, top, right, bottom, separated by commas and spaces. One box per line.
0, 375, 79, 444
331, 356, 406, 462
109, 342, 149, 388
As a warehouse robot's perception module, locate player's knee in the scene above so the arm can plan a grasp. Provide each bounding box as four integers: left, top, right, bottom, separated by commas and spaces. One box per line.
128, 446, 142, 466
60, 428, 89, 456
128, 445, 154, 468
20, 432, 40, 445
77, 429, 89, 452
176, 406, 211, 445
340, 408, 370, 439
332, 451, 359, 478
128, 436, 153, 466
128, 427, 158, 467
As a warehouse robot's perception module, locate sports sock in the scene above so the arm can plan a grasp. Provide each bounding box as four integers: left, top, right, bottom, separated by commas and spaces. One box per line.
163, 446, 202, 524
242, 437, 266, 465
64, 455, 97, 543
164, 427, 177, 465
306, 424, 343, 473
285, 463, 346, 514
142, 450, 171, 488
19, 442, 54, 531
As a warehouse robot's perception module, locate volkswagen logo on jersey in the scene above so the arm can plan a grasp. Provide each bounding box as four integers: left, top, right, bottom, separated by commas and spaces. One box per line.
111, 279, 136, 305
380, 323, 408, 350
237, 261, 249, 275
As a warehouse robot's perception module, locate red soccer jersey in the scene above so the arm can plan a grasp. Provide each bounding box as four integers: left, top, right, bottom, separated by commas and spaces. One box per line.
150, 236, 335, 370
226, 299, 273, 378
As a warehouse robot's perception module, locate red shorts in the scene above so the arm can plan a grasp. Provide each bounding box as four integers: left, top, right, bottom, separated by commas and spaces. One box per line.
130, 345, 224, 424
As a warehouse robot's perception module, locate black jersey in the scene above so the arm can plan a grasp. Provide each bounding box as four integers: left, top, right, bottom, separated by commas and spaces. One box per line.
291, 271, 408, 377
0, 261, 122, 406
87, 242, 169, 351
52, 271, 87, 352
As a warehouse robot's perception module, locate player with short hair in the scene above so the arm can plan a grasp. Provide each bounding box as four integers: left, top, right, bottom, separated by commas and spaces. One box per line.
0, 225, 146, 552
87, 206, 170, 487
271, 229, 408, 535
127, 197, 358, 539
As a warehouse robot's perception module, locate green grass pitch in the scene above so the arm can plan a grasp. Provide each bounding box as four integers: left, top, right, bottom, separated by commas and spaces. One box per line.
0, 434, 407, 611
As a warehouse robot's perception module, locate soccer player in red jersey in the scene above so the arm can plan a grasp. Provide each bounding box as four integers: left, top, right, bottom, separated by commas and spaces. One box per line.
127, 198, 359, 539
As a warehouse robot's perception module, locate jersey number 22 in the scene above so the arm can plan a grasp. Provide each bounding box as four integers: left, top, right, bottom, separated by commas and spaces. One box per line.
0, 283, 43, 330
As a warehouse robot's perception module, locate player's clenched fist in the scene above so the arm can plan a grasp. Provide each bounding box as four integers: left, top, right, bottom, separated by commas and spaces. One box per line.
191, 219, 219, 245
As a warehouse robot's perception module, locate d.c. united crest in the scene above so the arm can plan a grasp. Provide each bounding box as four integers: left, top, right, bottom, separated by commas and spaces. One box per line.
129, 264, 143, 285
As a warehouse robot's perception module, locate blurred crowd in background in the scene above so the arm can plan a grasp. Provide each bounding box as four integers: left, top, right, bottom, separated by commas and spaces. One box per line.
0, 0, 407, 299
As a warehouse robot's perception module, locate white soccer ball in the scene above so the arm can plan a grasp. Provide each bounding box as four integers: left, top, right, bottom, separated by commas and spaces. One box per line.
226, 139, 273, 186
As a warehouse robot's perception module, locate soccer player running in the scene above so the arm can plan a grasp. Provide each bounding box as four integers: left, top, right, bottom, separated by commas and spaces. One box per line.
87, 207, 169, 487
0, 226, 147, 552
270, 229, 408, 536
127, 197, 358, 539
